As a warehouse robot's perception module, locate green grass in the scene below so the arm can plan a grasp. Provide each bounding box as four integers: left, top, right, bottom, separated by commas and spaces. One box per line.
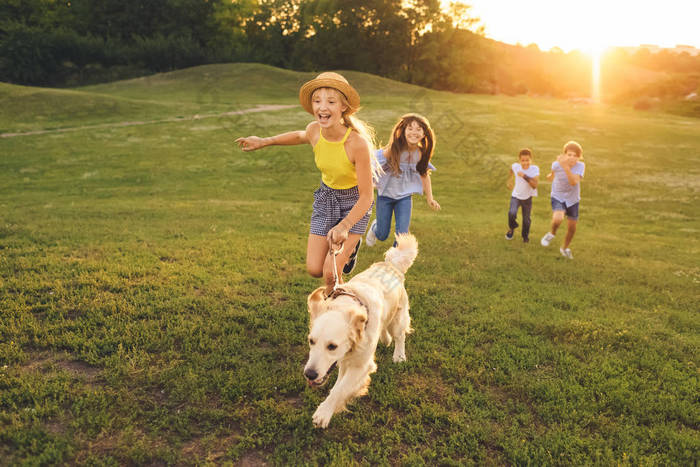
1, 63, 698, 465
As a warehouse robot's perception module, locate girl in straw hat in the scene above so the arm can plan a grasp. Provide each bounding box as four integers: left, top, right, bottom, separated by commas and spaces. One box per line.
236, 72, 380, 295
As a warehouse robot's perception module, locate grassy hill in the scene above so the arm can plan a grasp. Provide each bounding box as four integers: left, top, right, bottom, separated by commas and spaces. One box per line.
1, 63, 698, 465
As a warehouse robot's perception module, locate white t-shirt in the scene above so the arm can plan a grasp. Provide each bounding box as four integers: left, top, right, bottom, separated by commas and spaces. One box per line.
511, 163, 539, 200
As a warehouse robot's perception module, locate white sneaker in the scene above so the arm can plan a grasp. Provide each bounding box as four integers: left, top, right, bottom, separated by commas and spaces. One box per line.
365, 219, 377, 247
540, 232, 555, 247
559, 247, 573, 259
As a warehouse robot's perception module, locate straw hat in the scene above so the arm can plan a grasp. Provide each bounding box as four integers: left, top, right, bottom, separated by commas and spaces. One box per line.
299, 72, 360, 115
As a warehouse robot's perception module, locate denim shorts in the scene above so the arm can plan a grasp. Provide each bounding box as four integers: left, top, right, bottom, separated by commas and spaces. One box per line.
310, 182, 372, 236
551, 197, 579, 220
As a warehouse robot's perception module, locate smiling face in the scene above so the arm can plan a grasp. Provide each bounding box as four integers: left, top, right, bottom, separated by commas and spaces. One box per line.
519, 154, 532, 169
311, 87, 348, 129
404, 120, 425, 148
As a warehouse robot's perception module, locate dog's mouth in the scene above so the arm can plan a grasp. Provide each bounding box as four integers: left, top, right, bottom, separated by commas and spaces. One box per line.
306, 361, 337, 388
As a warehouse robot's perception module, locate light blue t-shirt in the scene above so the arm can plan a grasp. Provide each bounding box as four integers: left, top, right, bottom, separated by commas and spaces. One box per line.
551, 161, 585, 207
375, 148, 436, 199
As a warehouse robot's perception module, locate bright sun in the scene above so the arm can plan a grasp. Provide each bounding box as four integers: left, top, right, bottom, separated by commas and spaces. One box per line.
460, 0, 700, 53
451, 0, 700, 102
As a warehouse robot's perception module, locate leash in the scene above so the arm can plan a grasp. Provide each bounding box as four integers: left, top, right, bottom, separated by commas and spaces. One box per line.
326, 240, 368, 331
328, 240, 344, 294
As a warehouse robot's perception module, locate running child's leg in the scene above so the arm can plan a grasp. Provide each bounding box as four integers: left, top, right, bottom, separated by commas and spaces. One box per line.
562, 203, 579, 249
550, 210, 565, 235
306, 234, 330, 278
548, 198, 566, 235
521, 198, 533, 240
393, 195, 412, 235
542, 199, 565, 247
508, 197, 520, 231
374, 196, 394, 242
563, 219, 577, 249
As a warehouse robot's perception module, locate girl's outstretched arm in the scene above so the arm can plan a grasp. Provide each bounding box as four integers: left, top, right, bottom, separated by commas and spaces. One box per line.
236, 129, 308, 152
421, 173, 440, 210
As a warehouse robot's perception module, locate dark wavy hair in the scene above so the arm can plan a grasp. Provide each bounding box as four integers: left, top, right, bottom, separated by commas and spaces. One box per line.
384, 113, 435, 176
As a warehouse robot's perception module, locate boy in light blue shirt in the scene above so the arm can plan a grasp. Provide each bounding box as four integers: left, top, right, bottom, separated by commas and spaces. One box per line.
540, 141, 585, 259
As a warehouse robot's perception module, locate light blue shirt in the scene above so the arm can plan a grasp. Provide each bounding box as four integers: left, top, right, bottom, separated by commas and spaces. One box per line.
551, 161, 585, 207
375, 149, 436, 199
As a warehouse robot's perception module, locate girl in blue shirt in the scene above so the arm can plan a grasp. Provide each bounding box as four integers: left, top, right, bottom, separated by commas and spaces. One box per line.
366, 113, 440, 247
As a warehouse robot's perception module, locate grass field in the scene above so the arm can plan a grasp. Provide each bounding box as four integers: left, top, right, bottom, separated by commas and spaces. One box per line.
1, 63, 698, 465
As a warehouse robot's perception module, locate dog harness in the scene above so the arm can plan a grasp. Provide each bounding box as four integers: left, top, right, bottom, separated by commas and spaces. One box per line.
327, 243, 369, 329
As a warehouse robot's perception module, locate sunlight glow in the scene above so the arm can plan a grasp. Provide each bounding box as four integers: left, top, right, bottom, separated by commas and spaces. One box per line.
451, 0, 699, 102
458, 0, 700, 53
591, 50, 601, 103
584, 42, 606, 103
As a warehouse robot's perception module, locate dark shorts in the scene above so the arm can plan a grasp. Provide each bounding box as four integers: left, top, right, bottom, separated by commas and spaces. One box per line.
310, 182, 372, 236
551, 197, 579, 221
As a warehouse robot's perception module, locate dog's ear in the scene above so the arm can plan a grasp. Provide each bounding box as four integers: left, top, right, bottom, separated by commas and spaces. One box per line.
307, 286, 327, 325
348, 308, 367, 350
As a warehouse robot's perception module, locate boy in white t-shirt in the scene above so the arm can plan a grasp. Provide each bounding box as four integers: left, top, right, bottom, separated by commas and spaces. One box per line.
505, 148, 539, 242
540, 141, 585, 259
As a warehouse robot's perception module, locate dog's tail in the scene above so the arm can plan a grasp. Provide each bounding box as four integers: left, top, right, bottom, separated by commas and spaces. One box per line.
384, 233, 418, 274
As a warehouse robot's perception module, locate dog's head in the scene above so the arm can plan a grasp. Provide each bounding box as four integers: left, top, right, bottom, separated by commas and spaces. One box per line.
303, 287, 367, 387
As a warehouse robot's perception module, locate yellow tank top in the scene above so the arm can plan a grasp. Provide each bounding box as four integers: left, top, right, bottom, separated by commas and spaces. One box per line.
313, 127, 357, 189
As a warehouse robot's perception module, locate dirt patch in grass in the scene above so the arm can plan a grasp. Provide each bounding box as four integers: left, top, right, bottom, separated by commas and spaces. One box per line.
44, 416, 71, 436
0, 104, 296, 138
81, 432, 123, 463
282, 394, 304, 409
238, 451, 269, 466
181, 433, 240, 464
401, 372, 454, 402
22, 350, 101, 383
57, 359, 101, 379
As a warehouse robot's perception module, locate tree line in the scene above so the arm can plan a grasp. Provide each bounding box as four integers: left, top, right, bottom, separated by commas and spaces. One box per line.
2, 0, 698, 110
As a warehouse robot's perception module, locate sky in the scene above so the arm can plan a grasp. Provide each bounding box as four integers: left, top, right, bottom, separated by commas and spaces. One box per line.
457, 0, 700, 53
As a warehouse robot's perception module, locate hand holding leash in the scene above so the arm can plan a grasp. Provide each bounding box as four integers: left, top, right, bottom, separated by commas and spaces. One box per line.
327, 223, 349, 248
327, 238, 344, 256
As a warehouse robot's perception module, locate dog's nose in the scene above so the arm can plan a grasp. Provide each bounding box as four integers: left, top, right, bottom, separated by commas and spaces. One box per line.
304, 368, 318, 381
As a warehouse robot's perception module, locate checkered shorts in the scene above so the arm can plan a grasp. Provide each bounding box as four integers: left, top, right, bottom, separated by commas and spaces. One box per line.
310, 182, 372, 236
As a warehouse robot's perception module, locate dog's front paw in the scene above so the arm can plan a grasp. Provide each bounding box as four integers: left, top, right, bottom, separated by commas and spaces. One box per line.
393, 352, 407, 363
312, 403, 334, 428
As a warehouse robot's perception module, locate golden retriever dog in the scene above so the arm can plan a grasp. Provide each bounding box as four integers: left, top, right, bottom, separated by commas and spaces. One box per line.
303, 233, 418, 428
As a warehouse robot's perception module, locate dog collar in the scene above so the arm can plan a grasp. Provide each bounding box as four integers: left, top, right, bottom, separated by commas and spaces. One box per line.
327, 287, 364, 308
